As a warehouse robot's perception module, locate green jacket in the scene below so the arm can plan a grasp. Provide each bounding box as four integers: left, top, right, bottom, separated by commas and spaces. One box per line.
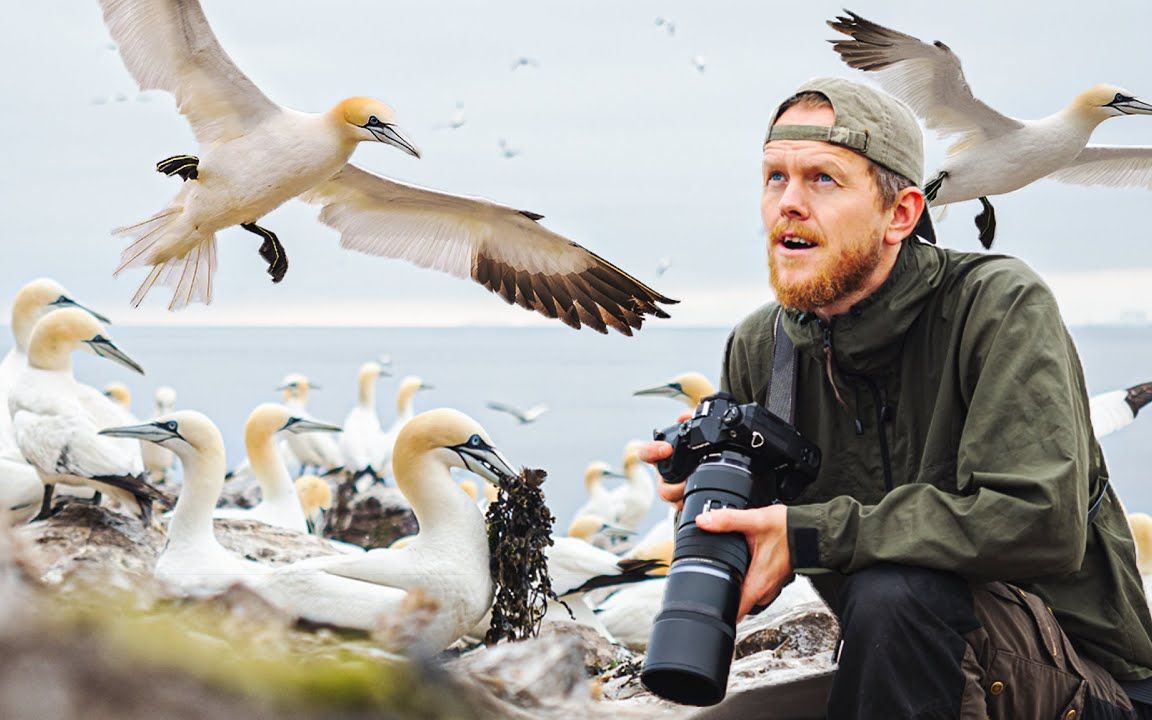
720, 238, 1152, 680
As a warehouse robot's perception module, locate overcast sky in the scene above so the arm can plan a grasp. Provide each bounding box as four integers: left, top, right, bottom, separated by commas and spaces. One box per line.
2, 0, 1151, 327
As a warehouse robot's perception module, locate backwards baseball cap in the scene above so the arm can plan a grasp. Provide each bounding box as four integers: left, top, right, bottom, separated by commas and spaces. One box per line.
764, 77, 936, 244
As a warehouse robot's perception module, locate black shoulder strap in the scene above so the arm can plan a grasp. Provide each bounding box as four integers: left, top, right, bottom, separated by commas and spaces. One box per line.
767, 311, 797, 423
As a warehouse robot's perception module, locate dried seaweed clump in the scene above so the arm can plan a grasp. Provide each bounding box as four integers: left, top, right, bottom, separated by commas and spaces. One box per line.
484, 468, 555, 645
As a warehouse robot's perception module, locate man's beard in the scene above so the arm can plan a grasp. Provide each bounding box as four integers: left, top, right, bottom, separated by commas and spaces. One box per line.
768, 221, 883, 312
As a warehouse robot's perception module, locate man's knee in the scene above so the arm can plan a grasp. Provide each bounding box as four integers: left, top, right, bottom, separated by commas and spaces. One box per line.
838, 563, 980, 639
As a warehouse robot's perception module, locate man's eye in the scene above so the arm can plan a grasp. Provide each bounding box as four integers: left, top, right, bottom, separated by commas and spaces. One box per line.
815, 173, 835, 184
767, 171, 786, 183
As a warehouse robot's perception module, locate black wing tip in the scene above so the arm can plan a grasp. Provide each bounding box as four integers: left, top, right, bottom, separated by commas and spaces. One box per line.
518, 210, 545, 222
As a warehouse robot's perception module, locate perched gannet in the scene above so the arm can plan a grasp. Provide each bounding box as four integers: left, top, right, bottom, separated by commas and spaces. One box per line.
376, 376, 434, 481
9, 308, 163, 521
339, 362, 391, 485
98, 0, 674, 332
485, 400, 549, 425
214, 404, 341, 533
102, 381, 132, 409
613, 441, 655, 532
633, 372, 716, 408
0, 279, 110, 449
102, 411, 271, 595
595, 538, 674, 651
250, 409, 519, 646
571, 462, 628, 529
143, 386, 178, 484
295, 474, 333, 536
1090, 381, 1152, 439
278, 374, 343, 476
828, 11, 1152, 248
568, 514, 636, 546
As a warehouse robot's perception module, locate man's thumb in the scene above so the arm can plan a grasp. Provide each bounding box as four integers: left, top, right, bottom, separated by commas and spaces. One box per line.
694, 508, 745, 532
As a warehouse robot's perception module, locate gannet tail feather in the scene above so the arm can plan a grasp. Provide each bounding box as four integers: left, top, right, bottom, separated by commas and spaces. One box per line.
127, 237, 218, 310
113, 207, 184, 273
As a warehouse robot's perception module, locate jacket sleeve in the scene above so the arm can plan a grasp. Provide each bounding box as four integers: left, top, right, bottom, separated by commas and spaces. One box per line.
787, 272, 1093, 581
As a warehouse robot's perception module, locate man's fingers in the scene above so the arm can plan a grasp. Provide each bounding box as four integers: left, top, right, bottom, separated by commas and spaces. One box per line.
676, 410, 692, 422
694, 507, 759, 533
638, 441, 673, 464
657, 480, 685, 506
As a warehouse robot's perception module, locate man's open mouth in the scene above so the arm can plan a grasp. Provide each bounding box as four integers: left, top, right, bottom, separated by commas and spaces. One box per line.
779, 235, 819, 250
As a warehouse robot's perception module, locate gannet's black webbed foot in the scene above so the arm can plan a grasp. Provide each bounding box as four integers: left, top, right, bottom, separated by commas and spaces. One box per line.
241, 222, 288, 283
31, 484, 55, 522
156, 154, 200, 181
975, 196, 997, 249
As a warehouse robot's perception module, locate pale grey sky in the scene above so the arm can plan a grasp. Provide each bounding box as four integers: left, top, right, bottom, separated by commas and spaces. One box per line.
2, 0, 1151, 326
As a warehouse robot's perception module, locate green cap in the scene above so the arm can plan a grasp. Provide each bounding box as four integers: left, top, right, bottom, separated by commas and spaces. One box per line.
765, 77, 935, 243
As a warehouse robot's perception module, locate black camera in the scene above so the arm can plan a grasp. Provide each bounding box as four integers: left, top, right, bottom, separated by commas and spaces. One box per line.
640, 392, 821, 706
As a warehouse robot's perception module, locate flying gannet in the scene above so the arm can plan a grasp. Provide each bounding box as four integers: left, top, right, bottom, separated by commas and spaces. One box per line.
633, 371, 716, 408
101, 411, 272, 595
485, 400, 549, 425
214, 403, 342, 533
1090, 381, 1152, 439
98, 0, 675, 333
828, 10, 1152, 248
9, 308, 164, 522
278, 374, 343, 476
249, 408, 519, 647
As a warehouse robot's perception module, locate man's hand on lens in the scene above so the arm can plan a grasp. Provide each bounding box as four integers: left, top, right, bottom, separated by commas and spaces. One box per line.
640, 411, 692, 510
695, 504, 793, 621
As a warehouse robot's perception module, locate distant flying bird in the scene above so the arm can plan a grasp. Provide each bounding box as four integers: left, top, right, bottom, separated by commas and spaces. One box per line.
113, 93, 128, 103
655, 257, 672, 277
498, 138, 521, 159
691, 55, 706, 73
91, 96, 108, 106
1090, 381, 1152, 439
654, 17, 676, 36
98, 0, 675, 335
486, 401, 549, 425
434, 101, 466, 130
510, 57, 540, 71
828, 10, 1152, 249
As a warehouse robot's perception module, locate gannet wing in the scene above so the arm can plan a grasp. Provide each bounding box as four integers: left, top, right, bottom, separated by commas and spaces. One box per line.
99, 0, 279, 146
827, 11, 1023, 144
300, 164, 677, 335
12, 405, 137, 481
485, 401, 525, 420
1048, 146, 1152, 189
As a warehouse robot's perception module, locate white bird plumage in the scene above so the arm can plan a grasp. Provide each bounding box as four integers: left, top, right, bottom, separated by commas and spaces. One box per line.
1090, 382, 1152, 439
339, 362, 390, 485
485, 400, 549, 425
98, 0, 674, 334
278, 374, 343, 475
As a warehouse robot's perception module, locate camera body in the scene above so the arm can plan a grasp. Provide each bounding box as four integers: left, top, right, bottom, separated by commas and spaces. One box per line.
641, 393, 821, 707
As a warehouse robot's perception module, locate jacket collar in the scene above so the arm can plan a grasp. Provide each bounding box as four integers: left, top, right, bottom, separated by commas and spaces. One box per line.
780, 239, 945, 376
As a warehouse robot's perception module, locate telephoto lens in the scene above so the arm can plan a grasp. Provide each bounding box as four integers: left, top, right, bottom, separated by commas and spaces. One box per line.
641, 450, 755, 706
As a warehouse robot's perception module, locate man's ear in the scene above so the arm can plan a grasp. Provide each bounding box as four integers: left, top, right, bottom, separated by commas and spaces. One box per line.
885, 187, 926, 246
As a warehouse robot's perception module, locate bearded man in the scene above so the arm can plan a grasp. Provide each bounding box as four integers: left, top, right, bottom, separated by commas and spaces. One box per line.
644, 78, 1152, 718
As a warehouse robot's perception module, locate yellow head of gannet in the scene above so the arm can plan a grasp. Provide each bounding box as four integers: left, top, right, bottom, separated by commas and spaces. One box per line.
245, 403, 342, 455
632, 372, 716, 408
568, 514, 635, 543
102, 382, 132, 409
1070, 84, 1152, 124
295, 474, 333, 514
27, 308, 143, 375
333, 97, 422, 158
355, 361, 390, 406
584, 461, 625, 494
102, 410, 221, 460
11, 278, 110, 353
396, 375, 434, 415
276, 373, 314, 404
393, 408, 519, 489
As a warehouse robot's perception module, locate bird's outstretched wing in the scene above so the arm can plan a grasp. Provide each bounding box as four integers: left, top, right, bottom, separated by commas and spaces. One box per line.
828, 11, 1023, 147
1048, 146, 1152, 189
486, 401, 525, 421
99, 0, 279, 146
301, 164, 678, 335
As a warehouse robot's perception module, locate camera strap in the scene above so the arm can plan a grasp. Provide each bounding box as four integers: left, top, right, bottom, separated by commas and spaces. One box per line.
767, 312, 797, 423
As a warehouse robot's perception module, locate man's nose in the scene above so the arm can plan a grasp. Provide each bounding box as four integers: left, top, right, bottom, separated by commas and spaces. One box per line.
776, 180, 809, 220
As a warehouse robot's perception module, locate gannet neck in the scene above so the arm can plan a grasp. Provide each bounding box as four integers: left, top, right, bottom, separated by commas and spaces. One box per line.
167, 446, 227, 547
396, 380, 421, 419
584, 463, 607, 494
246, 420, 296, 505
357, 365, 379, 408
394, 449, 484, 537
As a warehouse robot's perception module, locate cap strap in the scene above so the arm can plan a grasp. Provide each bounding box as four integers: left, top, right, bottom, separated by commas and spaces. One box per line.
765, 124, 869, 152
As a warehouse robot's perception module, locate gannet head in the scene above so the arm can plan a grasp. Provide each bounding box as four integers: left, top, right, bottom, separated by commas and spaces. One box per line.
100, 410, 221, 461
396, 408, 519, 485
633, 372, 716, 408
11, 278, 110, 353
155, 386, 178, 414
568, 514, 635, 541
295, 474, 333, 513
334, 97, 422, 158
245, 403, 342, 449
358, 361, 390, 385
397, 375, 434, 409
623, 440, 647, 471
1073, 84, 1152, 121
102, 382, 132, 409
584, 461, 625, 491
276, 373, 315, 403
27, 307, 142, 374
630, 538, 674, 575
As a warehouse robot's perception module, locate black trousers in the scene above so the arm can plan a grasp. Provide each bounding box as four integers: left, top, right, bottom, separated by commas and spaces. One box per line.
825, 563, 1147, 719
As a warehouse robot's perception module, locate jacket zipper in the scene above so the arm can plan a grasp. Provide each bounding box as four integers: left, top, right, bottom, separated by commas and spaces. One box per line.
862, 377, 894, 491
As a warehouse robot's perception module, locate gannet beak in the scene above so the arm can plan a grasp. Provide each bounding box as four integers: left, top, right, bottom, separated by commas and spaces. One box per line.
281, 417, 342, 435
633, 383, 683, 399
601, 521, 637, 539
453, 434, 520, 483
370, 124, 422, 158
50, 295, 111, 325
1118, 97, 1152, 115
84, 335, 144, 375
100, 420, 181, 444
274, 382, 297, 392
309, 383, 322, 390
419, 382, 435, 391
602, 468, 628, 479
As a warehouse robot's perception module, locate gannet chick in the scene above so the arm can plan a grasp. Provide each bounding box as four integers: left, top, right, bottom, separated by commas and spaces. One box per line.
214, 403, 341, 532
100, 0, 675, 333
251, 408, 519, 647
377, 376, 434, 481
278, 374, 342, 475
143, 386, 178, 484
633, 372, 716, 408
1090, 382, 1152, 439
9, 308, 163, 521
295, 474, 332, 536
485, 400, 549, 425
339, 362, 391, 485
102, 411, 271, 595
0, 279, 110, 450
829, 11, 1152, 248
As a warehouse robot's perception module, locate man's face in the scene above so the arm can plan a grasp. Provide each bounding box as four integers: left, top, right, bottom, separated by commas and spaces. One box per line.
762, 104, 891, 312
